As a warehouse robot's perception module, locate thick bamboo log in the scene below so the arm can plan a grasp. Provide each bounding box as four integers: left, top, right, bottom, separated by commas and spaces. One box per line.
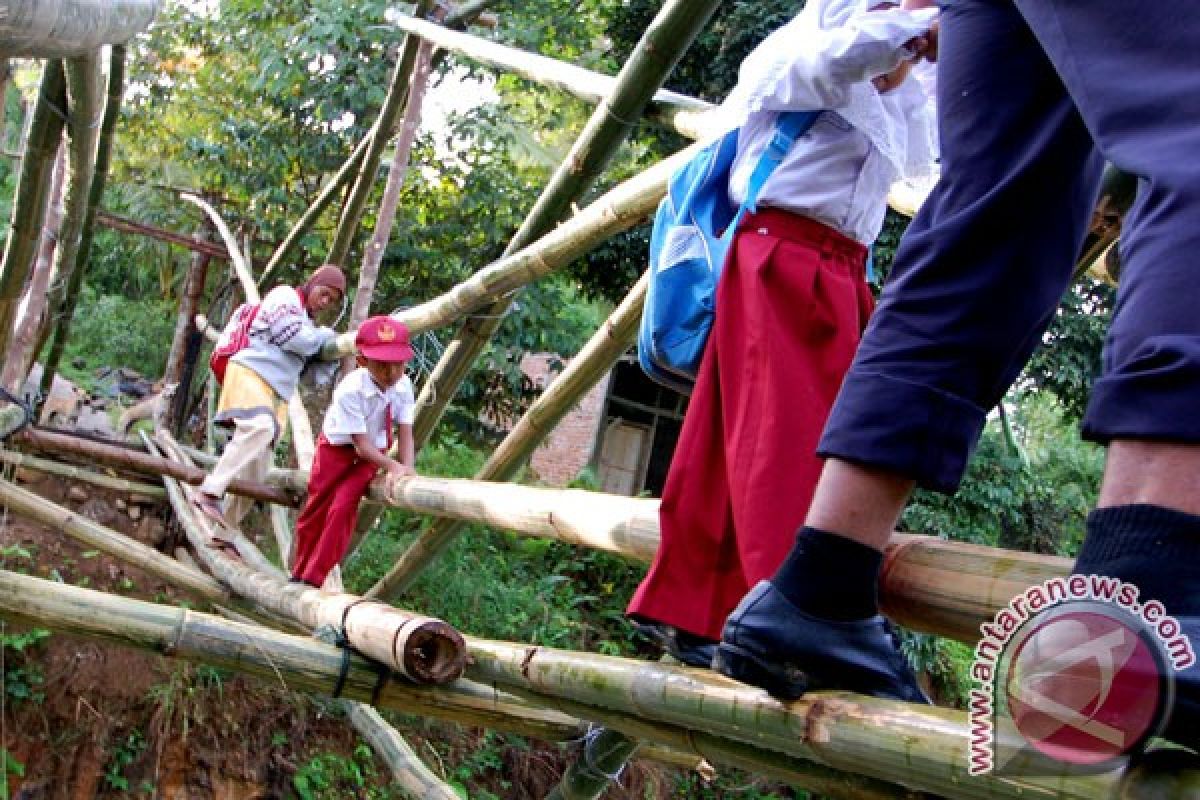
319, 149, 689, 357
38, 51, 105, 398
0, 60, 66, 362
467, 639, 1192, 800
15, 427, 299, 507
0, 448, 165, 497
327, 0, 436, 266
0, 1, 159, 58
367, 274, 648, 600
153, 440, 466, 686
391, 15, 715, 141
409, 0, 721, 450
369, 471, 1069, 645
0, 569, 944, 799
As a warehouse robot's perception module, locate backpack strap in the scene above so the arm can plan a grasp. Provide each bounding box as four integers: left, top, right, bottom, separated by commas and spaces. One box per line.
733, 110, 822, 227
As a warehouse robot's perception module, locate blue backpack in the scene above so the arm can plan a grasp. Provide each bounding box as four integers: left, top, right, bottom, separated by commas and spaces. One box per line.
638, 111, 820, 395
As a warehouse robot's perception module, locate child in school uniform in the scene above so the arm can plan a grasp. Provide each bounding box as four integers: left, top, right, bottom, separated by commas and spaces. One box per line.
627, 0, 938, 667
290, 316, 417, 588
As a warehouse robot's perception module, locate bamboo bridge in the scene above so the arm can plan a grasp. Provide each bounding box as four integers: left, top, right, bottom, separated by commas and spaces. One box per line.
0, 2, 1176, 799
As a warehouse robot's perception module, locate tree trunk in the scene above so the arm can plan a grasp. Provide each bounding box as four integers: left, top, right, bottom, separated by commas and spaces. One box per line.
163, 220, 214, 433
0, 60, 67, 368
342, 37, 437, 373
0, 0, 159, 58
1, 145, 65, 393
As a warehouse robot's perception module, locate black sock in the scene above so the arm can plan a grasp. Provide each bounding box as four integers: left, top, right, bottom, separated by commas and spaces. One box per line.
1076, 504, 1200, 615
770, 526, 882, 620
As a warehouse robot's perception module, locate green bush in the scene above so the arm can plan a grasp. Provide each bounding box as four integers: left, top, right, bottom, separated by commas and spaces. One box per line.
59, 288, 177, 388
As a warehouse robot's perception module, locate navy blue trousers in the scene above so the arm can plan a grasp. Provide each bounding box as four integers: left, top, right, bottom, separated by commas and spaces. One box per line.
819, 0, 1200, 492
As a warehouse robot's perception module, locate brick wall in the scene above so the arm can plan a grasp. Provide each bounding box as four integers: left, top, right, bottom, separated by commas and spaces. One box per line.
520, 352, 611, 486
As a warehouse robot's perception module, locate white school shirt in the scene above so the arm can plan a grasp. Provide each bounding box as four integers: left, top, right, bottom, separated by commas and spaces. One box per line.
322, 368, 416, 450
723, 2, 938, 246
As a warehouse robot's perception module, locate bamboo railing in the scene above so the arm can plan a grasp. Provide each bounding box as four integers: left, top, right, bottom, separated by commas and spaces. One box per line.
0, 447, 165, 497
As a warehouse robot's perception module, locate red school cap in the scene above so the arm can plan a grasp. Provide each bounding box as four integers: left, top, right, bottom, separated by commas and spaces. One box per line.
356, 316, 414, 363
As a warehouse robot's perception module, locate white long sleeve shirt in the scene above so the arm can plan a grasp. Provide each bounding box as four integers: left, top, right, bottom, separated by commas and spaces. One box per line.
232, 285, 337, 400
725, 3, 937, 245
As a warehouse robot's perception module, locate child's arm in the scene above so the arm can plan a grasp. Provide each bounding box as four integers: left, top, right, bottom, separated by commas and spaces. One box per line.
394, 423, 416, 473
739, 7, 937, 110
350, 433, 413, 478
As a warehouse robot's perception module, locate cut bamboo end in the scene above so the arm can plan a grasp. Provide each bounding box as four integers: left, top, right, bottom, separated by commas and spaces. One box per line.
397, 618, 468, 684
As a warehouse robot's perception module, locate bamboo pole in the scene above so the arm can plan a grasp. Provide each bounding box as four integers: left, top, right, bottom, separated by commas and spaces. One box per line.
257, 126, 374, 287
318, 147, 690, 358
0, 448, 165, 497
327, 0, 436, 267
391, 15, 716, 142
1, 145, 65, 391
547, 727, 639, 800
151, 437, 466, 686
342, 702, 460, 800
0, 569, 954, 800
40, 46, 126, 398
0, 1, 159, 58
409, 0, 722, 450
343, 36, 437, 374
0, 477, 227, 603
367, 274, 648, 600
14, 426, 299, 507
0, 60, 67, 363
467, 638, 1184, 800
163, 222, 213, 433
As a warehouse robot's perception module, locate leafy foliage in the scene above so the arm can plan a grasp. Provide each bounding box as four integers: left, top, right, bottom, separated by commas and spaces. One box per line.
293, 744, 400, 800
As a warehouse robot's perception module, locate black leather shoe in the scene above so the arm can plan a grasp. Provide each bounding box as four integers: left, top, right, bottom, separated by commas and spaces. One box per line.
714, 580, 930, 703
632, 621, 718, 669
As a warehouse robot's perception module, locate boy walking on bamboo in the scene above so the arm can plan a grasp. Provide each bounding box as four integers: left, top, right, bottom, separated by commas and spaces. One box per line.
290, 316, 417, 588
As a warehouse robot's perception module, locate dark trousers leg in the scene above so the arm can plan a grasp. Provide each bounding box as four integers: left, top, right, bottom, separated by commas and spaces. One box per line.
1009, 1, 1200, 442
818, 0, 1104, 491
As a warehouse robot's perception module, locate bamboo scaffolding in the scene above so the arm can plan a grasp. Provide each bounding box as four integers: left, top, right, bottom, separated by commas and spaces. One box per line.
15, 426, 299, 507
408, 0, 721, 452
0, 569, 951, 799
37, 51, 105, 398
466, 638, 1195, 800
317, 147, 690, 357
367, 274, 648, 600
0, 448, 165, 497
151, 437, 466, 686
327, 0, 436, 266
0, 60, 67, 362
390, 15, 715, 141
0, 1, 159, 58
